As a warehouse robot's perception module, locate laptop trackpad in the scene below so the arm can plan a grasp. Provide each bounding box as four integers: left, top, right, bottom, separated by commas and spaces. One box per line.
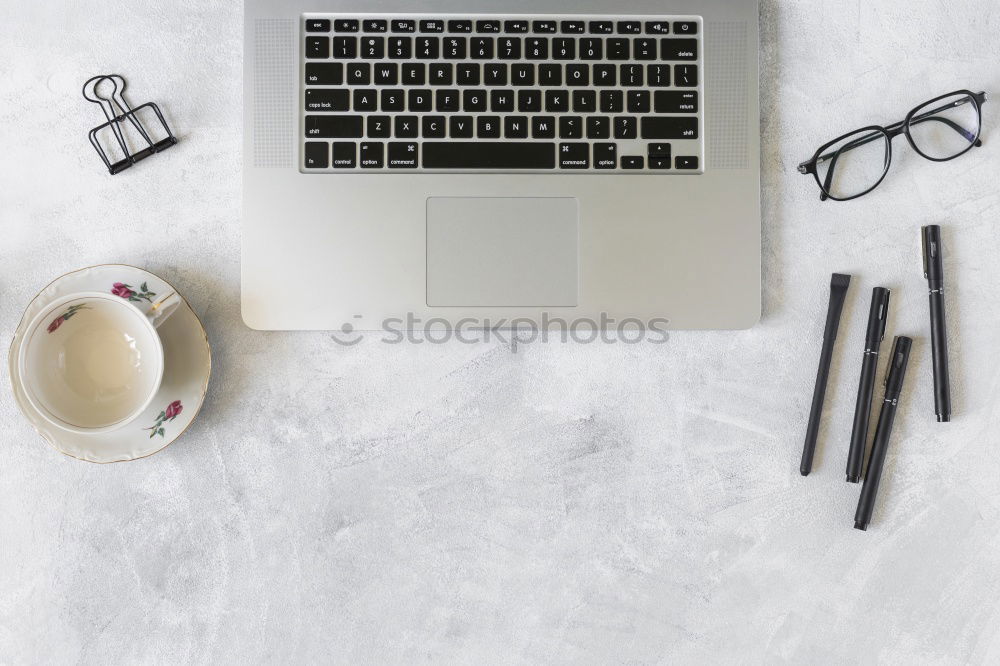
426, 197, 579, 307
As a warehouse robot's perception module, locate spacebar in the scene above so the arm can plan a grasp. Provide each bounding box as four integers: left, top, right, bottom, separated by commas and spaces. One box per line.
423, 142, 556, 169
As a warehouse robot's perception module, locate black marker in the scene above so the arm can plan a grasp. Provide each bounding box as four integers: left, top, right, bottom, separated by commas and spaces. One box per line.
922, 225, 951, 422
801, 273, 851, 476
855, 336, 912, 531
846, 288, 890, 483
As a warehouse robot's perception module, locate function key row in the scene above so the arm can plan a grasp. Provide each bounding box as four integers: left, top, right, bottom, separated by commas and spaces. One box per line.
306, 18, 698, 35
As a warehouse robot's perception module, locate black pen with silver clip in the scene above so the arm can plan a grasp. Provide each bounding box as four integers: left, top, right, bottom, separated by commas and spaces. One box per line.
922, 225, 951, 422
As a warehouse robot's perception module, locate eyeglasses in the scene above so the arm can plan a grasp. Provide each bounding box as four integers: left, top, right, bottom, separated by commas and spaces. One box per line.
798, 90, 988, 202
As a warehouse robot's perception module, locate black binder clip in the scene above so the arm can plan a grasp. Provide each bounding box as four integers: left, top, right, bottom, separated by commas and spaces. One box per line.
83, 74, 178, 175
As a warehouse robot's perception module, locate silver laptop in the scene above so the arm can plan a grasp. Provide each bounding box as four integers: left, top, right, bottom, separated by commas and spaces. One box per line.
242, 0, 761, 330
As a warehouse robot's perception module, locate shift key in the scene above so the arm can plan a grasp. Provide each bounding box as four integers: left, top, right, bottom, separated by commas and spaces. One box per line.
306, 115, 363, 138
641, 116, 698, 139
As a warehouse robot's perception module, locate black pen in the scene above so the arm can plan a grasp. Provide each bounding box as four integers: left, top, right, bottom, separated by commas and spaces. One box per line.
801, 273, 851, 476
922, 225, 951, 422
855, 336, 912, 531
846, 287, 890, 483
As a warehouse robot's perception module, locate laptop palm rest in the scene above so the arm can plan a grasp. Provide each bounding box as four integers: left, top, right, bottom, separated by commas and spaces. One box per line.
426, 197, 579, 307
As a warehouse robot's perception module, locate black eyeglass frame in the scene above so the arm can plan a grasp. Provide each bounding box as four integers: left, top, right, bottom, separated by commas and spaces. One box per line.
798, 90, 989, 202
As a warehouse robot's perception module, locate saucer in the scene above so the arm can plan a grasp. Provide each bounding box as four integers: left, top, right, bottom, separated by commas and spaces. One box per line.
8, 265, 211, 463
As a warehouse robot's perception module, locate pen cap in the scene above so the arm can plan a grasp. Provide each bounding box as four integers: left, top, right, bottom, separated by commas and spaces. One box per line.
884, 336, 913, 397
922, 226, 944, 283
865, 288, 891, 349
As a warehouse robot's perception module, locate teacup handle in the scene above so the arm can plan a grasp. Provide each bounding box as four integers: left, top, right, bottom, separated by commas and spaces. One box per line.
146, 291, 182, 329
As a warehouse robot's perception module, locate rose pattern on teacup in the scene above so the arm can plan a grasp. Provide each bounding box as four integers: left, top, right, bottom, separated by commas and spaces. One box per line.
46, 304, 91, 334
144, 400, 183, 438
112, 281, 156, 304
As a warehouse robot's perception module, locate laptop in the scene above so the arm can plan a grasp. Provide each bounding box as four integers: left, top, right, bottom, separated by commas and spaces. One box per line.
242, 0, 761, 330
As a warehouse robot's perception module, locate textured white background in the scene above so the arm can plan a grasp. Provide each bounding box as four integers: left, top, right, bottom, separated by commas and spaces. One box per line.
2, 1, 1000, 664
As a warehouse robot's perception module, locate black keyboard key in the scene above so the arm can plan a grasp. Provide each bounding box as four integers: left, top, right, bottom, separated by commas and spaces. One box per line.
456, 63, 480, 85
491, 89, 515, 112
471, 37, 494, 59
505, 21, 530, 33
553, 38, 575, 60
374, 63, 398, 85
674, 21, 698, 35
499, 37, 522, 59
590, 21, 613, 34
346, 63, 370, 84
580, 38, 602, 60
392, 20, 416, 33
367, 115, 391, 138
353, 89, 378, 111
389, 37, 412, 59
306, 115, 363, 138
607, 38, 630, 60
306, 19, 330, 33
559, 143, 589, 169
518, 90, 542, 112
594, 143, 617, 169
634, 38, 657, 60
360, 142, 384, 168
444, 37, 467, 59
621, 64, 644, 86
409, 89, 432, 111
306, 37, 329, 59
533, 116, 555, 138
545, 90, 569, 112
566, 64, 589, 86
675, 64, 698, 87
655, 90, 698, 113
661, 38, 698, 60
505, 116, 529, 138
618, 21, 641, 34
463, 90, 487, 111
477, 116, 501, 138
648, 64, 671, 87
305, 62, 343, 86
622, 156, 644, 169
649, 143, 673, 158
600, 90, 623, 113
364, 20, 388, 33
573, 90, 596, 113
436, 89, 460, 112
304, 141, 329, 168
646, 21, 671, 34
641, 117, 699, 139
332, 142, 356, 168
424, 142, 555, 169
561, 21, 585, 34
476, 20, 501, 33
449, 20, 472, 33
650, 155, 671, 170
484, 63, 508, 86
361, 36, 384, 59
388, 142, 419, 168
335, 19, 359, 33
380, 90, 404, 111
430, 63, 453, 85
676, 156, 699, 169
593, 64, 617, 86
402, 63, 425, 85
559, 116, 582, 139
615, 116, 638, 139
333, 37, 356, 58
538, 64, 562, 86
417, 37, 440, 59
511, 64, 534, 86
420, 19, 445, 33
587, 116, 610, 139
526, 38, 549, 59
627, 90, 650, 113
450, 116, 474, 138
533, 21, 557, 33
394, 116, 418, 138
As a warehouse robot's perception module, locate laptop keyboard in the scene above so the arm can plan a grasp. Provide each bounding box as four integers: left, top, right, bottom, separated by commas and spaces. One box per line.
300, 14, 703, 173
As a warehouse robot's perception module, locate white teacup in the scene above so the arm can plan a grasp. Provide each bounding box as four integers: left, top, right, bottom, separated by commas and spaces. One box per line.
18, 291, 180, 434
